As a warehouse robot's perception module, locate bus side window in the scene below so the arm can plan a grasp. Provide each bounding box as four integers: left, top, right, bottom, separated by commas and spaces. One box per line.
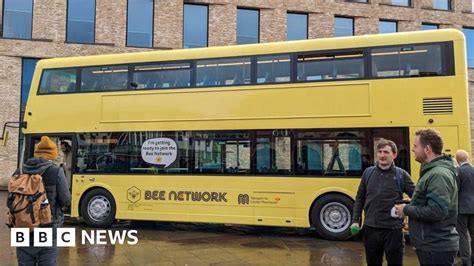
372, 62, 378, 77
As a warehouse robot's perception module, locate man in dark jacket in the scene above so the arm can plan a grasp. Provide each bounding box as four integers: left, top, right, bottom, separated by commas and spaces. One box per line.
352, 138, 415, 265
15, 136, 71, 266
455, 149, 474, 266
395, 128, 458, 265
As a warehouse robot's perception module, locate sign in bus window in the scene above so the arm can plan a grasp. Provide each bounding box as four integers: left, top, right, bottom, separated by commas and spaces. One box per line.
196, 57, 251, 86
39, 68, 77, 94
80, 65, 129, 92
130, 131, 191, 174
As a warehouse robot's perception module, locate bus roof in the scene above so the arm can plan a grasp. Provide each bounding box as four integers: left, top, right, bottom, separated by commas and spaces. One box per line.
37, 29, 464, 69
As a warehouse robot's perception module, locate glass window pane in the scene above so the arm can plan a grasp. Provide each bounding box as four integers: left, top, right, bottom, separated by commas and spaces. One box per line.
371, 44, 444, 77
421, 23, 439, 30
196, 57, 251, 86
237, 9, 259, 44
67, 0, 95, 43
133, 62, 191, 89
433, 0, 450, 10
379, 21, 397, 34
76, 133, 131, 173
391, 0, 410, 6
297, 51, 364, 81
295, 130, 369, 176
183, 4, 208, 48
464, 28, 474, 68
39, 68, 77, 94
334, 17, 353, 37
256, 54, 291, 84
287, 13, 307, 41
194, 132, 250, 174
80, 65, 128, 91
127, 0, 154, 48
3, 0, 33, 39
256, 130, 291, 175
21, 58, 39, 111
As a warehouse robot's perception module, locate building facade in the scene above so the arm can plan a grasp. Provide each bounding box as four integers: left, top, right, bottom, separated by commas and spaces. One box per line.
1, 0, 474, 187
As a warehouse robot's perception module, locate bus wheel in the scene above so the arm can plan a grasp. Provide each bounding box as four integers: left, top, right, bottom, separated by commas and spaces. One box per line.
81, 188, 116, 228
311, 194, 353, 241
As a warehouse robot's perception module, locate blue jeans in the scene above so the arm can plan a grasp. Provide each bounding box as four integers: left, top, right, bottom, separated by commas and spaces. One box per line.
16, 245, 58, 266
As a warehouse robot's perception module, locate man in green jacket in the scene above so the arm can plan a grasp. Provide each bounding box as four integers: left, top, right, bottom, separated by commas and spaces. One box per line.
395, 128, 459, 265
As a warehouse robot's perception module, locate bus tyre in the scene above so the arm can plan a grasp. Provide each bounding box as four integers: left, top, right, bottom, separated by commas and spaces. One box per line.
81, 188, 116, 228
311, 194, 353, 241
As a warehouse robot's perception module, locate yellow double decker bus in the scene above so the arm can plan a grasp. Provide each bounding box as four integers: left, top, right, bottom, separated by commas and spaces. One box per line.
16, 29, 470, 240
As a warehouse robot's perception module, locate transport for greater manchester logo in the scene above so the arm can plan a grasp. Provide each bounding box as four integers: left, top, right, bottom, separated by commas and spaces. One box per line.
238, 194, 250, 205
127, 186, 141, 203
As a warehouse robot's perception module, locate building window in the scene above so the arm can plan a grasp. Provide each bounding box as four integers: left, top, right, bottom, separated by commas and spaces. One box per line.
391, 0, 411, 6
334, 17, 354, 37
67, 0, 96, 43
183, 4, 208, 48
21, 58, 39, 117
287, 13, 308, 41
433, 0, 451, 10
127, 0, 154, 48
464, 28, 474, 68
379, 20, 397, 34
421, 23, 439, 30
237, 8, 259, 44
2, 0, 33, 39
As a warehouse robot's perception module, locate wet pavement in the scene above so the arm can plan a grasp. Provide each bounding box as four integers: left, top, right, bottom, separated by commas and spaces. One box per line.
0, 191, 424, 265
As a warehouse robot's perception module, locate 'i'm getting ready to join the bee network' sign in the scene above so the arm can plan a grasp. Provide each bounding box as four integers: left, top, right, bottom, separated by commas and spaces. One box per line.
141, 138, 177, 167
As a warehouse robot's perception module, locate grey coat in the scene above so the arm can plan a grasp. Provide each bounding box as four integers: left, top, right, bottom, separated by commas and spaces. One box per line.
456, 162, 474, 214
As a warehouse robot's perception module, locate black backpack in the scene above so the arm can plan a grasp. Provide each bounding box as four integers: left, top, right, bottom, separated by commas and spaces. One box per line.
362, 166, 405, 194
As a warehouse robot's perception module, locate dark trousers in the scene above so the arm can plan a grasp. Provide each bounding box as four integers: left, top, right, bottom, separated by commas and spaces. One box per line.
362, 226, 404, 265
457, 214, 474, 266
17, 245, 58, 266
415, 250, 457, 266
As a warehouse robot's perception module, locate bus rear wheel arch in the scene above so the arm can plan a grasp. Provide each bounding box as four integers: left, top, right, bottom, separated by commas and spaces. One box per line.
80, 188, 116, 228
310, 193, 354, 241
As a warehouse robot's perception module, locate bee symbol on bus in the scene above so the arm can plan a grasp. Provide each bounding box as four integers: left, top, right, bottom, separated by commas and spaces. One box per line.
238, 194, 250, 205
127, 186, 141, 203
155, 156, 162, 163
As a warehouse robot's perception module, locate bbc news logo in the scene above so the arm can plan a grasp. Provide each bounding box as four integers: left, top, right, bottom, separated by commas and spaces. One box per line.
11, 228, 138, 247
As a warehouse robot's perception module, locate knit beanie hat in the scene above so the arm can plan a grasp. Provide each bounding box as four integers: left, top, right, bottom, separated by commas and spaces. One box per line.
34, 136, 58, 160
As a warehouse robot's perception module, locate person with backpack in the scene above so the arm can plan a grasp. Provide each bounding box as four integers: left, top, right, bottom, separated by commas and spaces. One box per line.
9, 136, 71, 266
352, 138, 415, 265
394, 129, 459, 265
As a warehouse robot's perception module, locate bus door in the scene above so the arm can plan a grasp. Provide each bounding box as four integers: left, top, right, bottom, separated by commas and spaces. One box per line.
26, 134, 75, 191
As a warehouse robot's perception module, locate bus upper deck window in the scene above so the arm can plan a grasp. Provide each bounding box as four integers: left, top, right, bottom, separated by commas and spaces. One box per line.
39, 68, 77, 94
